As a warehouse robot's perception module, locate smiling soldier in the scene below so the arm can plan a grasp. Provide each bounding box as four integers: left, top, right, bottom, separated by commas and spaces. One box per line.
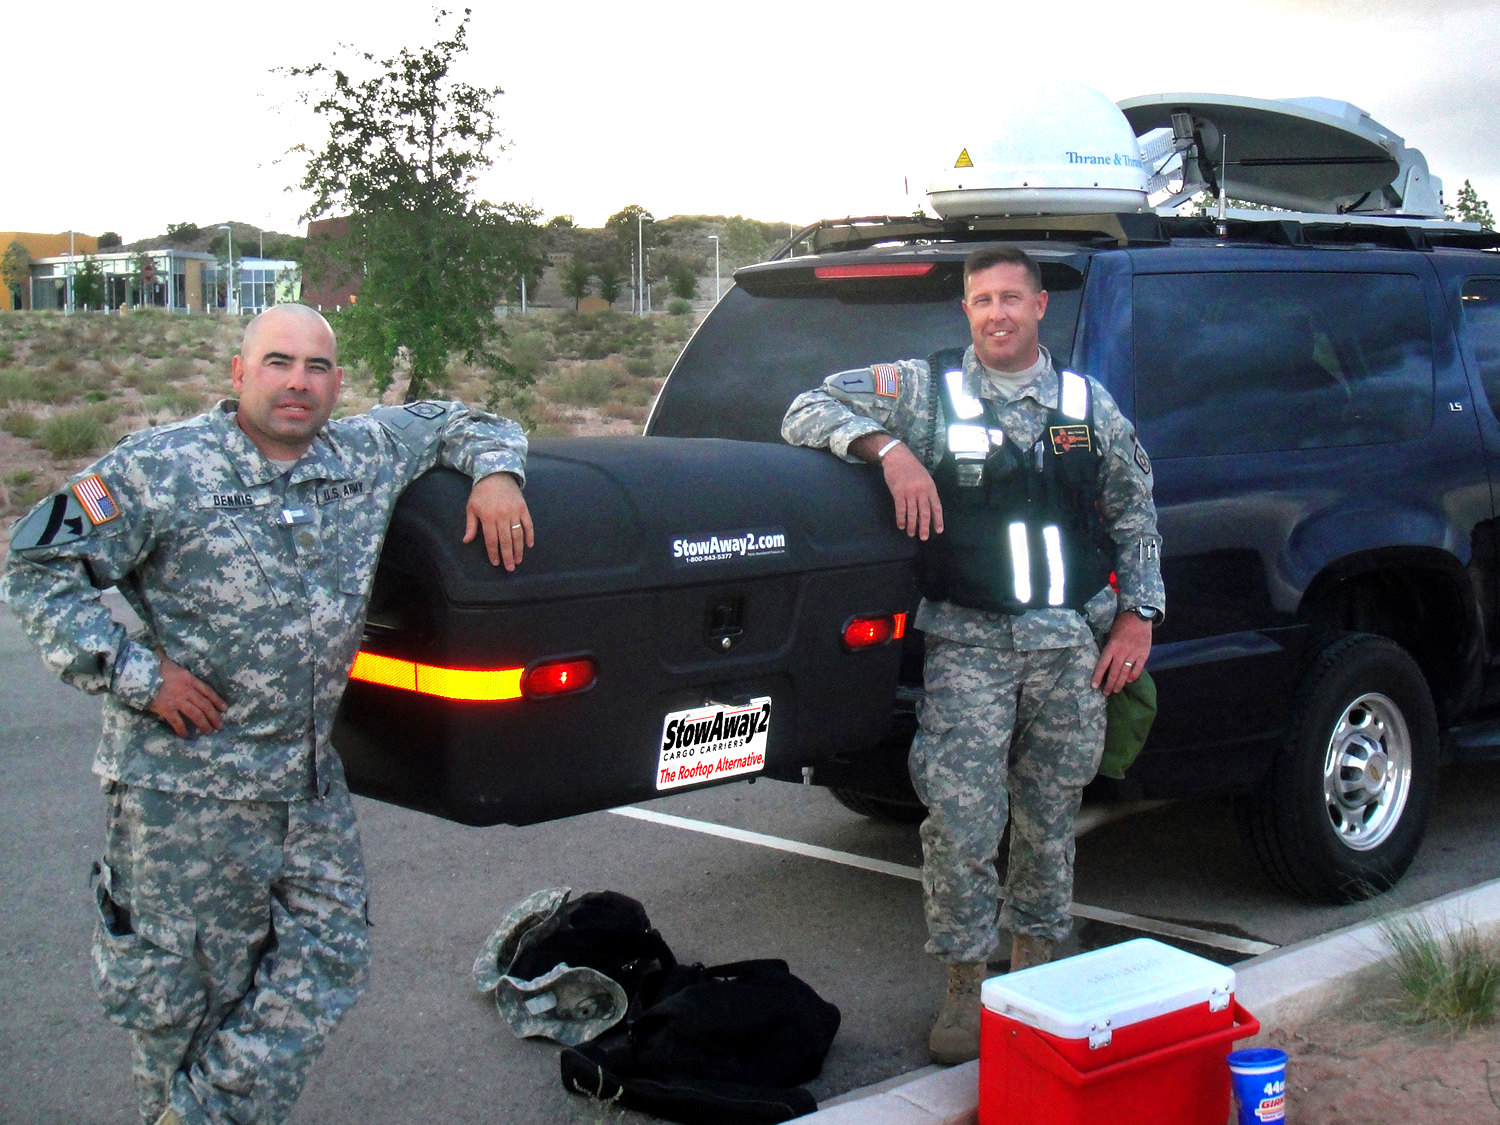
782, 246, 1163, 1064
3, 304, 533, 1124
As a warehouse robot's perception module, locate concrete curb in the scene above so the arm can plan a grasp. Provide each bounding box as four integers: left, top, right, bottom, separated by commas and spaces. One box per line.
794, 876, 1500, 1125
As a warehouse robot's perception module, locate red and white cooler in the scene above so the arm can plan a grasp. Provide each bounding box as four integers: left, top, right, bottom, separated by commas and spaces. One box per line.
978, 938, 1260, 1125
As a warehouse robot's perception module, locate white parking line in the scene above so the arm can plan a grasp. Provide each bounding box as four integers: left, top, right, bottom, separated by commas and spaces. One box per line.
609, 805, 1277, 958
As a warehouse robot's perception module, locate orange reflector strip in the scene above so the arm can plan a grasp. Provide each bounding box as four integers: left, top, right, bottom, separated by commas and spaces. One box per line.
349, 651, 523, 702
814, 262, 936, 280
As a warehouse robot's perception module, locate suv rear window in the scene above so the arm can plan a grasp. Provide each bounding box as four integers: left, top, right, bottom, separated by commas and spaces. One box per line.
1133, 271, 1434, 457
649, 265, 1084, 444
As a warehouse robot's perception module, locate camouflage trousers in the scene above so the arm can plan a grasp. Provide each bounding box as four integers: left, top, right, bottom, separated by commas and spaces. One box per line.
910, 635, 1105, 961
91, 778, 371, 1125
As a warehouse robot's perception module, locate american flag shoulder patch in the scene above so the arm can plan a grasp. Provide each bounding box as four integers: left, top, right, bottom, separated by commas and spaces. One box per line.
72, 474, 120, 526
873, 364, 900, 398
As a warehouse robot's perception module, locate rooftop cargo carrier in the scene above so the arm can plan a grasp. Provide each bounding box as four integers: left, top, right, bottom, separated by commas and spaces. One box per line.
334, 436, 918, 826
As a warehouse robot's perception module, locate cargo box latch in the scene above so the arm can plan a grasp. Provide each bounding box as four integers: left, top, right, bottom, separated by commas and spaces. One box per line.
1209, 986, 1231, 1013
707, 596, 744, 652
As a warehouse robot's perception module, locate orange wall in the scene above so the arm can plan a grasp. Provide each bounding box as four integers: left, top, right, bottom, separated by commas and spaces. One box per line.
0, 231, 100, 258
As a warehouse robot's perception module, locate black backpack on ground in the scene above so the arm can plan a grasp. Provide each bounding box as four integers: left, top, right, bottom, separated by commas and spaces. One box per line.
560, 958, 842, 1124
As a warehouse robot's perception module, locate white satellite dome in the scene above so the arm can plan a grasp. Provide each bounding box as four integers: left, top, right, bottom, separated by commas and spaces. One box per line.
927, 81, 1150, 218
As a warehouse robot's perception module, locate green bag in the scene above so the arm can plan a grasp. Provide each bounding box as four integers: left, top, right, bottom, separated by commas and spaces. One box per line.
1099, 671, 1157, 780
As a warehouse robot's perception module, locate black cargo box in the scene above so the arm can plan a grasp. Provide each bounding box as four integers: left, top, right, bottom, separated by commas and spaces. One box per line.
334, 436, 918, 826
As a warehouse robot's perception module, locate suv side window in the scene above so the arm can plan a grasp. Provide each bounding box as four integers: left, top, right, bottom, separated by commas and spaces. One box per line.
1459, 277, 1500, 417
1133, 272, 1434, 457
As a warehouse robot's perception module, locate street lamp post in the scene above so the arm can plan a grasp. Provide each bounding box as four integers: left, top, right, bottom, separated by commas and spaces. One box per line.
708, 234, 720, 302
218, 225, 237, 314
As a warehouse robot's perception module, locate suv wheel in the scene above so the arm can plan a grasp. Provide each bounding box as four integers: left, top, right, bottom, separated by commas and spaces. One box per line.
829, 787, 926, 824
1234, 633, 1438, 903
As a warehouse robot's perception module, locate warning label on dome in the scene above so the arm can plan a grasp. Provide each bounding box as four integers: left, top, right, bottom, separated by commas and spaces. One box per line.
656, 697, 771, 790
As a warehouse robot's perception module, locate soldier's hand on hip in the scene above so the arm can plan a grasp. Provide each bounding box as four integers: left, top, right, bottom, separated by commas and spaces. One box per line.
149, 656, 228, 738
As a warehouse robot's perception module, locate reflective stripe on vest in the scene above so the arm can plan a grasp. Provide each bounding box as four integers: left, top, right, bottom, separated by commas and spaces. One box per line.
1059, 369, 1088, 420
1008, 521, 1070, 607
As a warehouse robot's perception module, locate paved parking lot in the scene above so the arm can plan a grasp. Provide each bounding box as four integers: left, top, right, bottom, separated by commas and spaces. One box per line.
4, 605, 1498, 1124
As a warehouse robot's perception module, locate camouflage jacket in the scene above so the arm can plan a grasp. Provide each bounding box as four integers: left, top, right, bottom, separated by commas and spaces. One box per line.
782, 346, 1164, 651
2, 399, 527, 801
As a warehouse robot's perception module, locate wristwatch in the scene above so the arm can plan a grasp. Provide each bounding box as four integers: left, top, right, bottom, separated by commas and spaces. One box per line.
1128, 605, 1163, 623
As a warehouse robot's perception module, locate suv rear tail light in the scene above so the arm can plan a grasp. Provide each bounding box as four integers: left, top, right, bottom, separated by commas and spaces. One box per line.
842, 612, 907, 650
813, 263, 936, 280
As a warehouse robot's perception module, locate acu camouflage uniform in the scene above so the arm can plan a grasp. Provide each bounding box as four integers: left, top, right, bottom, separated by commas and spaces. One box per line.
3, 399, 527, 1125
783, 346, 1163, 959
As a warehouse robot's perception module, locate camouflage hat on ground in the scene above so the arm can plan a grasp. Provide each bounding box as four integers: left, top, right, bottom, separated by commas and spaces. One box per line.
473, 886, 629, 1046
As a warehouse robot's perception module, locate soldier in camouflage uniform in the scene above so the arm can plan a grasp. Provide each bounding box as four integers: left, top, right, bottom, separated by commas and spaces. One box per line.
2, 304, 533, 1124
782, 247, 1163, 1065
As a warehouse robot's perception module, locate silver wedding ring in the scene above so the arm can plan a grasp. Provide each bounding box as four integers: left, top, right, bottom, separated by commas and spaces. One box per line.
1124, 661, 1135, 668
510, 523, 523, 529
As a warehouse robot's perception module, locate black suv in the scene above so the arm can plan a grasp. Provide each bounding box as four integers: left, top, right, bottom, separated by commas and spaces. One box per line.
645, 210, 1500, 903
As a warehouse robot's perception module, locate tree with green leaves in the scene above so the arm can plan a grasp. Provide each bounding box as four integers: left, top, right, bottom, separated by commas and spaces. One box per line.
664, 256, 698, 301
2, 240, 31, 310
606, 205, 656, 306
166, 221, 201, 242
595, 258, 624, 307
560, 252, 593, 310
281, 8, 544, 400
72, 255, 107, 311
98, 232, 123, 249
1448, 180, 1495, 229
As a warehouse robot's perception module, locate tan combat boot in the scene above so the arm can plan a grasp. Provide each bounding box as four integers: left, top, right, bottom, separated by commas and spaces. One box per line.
928, 961, 987, 1065
1009, 933, 1056, 973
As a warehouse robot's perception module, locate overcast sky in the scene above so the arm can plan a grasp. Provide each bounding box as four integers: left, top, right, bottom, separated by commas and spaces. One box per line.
8, 0, 1498, 241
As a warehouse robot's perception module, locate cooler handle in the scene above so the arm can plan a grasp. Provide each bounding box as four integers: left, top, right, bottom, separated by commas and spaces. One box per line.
1011, 999, 1261, 1088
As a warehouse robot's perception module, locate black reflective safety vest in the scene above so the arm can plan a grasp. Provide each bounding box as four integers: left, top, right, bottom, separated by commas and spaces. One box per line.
918, 348, 1113, 615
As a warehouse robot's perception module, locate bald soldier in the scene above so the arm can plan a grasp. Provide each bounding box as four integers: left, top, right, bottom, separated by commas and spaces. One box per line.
3, 304, 532, 1125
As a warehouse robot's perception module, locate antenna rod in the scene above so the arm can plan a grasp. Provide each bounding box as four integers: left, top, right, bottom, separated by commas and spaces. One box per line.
1217, 134, 1230, 238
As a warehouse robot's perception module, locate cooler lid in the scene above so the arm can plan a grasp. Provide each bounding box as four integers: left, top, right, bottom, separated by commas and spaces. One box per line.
981, 938, 1235, 1041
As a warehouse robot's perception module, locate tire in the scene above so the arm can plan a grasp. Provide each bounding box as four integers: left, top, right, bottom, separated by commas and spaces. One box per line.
828, 786, 926, 824
1235, 633, 1438, 903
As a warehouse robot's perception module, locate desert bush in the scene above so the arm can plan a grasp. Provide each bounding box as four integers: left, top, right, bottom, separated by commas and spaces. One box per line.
159, 356, 196, 382
39, 409, 110, 458
1382, 914, 1500, 1031
548, 362, 618, 407
0, 369, 39, 406
3, 410, 40, 438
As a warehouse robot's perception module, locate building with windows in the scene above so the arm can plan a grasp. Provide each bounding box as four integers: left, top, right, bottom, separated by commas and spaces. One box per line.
1, 231, 298, 314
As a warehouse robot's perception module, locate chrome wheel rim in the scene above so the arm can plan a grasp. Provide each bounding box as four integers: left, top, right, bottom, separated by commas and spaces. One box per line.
1323, 691, 1411, 852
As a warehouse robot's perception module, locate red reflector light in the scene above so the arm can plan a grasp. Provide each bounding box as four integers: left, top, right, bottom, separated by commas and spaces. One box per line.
523, 657, 598, 698
813, 263, 936, 280
842, 612, 907, 650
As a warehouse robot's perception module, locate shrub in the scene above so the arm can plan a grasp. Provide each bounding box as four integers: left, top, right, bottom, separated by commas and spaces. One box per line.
548, 362, 618, 407
39, 410, 109, 458
3, 410, 40, 438
0, 369, 39, 406
668, 298, 693, 316
1382, 914, 1500, 1031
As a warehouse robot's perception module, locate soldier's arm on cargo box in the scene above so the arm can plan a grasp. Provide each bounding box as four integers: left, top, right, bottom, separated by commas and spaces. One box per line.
2, 455, 165, 713
368, 401, 531, 568
783, 362, 943, 539
780, 362, 925, 461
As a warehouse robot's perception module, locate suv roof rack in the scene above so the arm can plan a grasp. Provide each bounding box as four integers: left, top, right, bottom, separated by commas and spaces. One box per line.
772, 211, 1500, 259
